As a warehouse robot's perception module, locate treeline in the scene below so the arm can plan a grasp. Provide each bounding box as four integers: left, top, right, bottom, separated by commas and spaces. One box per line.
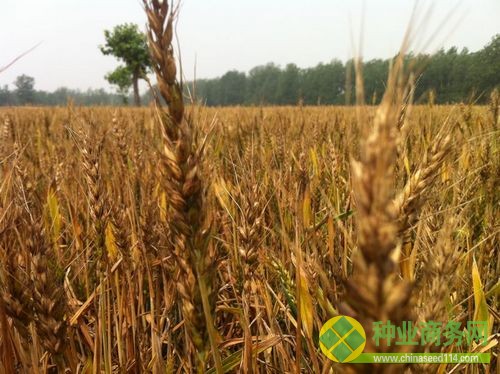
0, 84, 124, 106
194, 34, 500, 106
1, 34, 498, 107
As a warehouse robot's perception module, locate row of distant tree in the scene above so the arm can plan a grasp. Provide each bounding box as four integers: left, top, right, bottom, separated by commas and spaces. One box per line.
194, 34, 499, 106
1, 34, 498, 107
0, 75, 123, 106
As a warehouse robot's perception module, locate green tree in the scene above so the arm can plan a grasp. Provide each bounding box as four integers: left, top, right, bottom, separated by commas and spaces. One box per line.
14, 74, 35, 105
100, 23, 151, 106
0, 85, 16, 106
247, 63, 281, 104
219, 71, 247, 105
475, 34, 500, 94
302, 60, 345, 105
277, 63, 301, 105
362, 59, 389, 104
106, 66, 133, 104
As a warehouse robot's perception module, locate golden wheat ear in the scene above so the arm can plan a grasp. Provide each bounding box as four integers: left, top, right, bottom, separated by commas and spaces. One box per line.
339, 36, 418, 373
142, 1, 222, 372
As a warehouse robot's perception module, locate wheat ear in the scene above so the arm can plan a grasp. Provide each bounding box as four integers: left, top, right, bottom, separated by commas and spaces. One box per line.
143, 1, 221, 371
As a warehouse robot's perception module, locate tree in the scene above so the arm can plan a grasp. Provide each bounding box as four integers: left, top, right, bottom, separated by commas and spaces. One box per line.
277, 63, 301, 105
362, 59, 389, 104
14, 74, 35, 105
100, 23, 151, 106
0, 85, 16, 106
247, 63, 281, 104
219, 71, 247, 105
106, 66, 133, 104
475, 34, 500, 94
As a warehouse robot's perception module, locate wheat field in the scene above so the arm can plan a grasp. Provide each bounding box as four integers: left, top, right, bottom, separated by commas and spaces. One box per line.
0, 98, 498, 373
0, 2, 499, 373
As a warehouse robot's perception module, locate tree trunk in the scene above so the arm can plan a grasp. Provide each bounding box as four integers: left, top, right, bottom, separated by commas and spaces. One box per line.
132, 70, 141, 106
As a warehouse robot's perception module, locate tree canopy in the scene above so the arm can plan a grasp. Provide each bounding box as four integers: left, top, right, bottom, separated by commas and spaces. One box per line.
100, 23, 151, 106
14, 74, 35, 105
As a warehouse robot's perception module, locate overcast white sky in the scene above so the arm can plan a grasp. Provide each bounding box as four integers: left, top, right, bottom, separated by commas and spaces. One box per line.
1, 0, 498, 92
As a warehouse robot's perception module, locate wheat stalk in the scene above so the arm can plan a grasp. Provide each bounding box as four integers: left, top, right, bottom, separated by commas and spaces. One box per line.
142, 1, 221, 371
341, 52, 415, 374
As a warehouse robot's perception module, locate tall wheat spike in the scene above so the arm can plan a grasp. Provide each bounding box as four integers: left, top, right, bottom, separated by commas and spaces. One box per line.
341, 51, 415, 374
142, 1, 221, 371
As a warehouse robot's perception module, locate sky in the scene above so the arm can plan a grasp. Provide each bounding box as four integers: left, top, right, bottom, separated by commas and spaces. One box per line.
1, 0, 499, 92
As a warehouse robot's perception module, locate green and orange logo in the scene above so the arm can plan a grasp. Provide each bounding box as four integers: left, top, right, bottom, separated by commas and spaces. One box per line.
319, 315, 366, 362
